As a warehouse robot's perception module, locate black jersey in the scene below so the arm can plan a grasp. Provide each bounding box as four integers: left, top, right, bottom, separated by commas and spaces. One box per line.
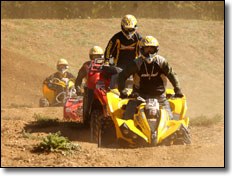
118, 56, 181, 97
104, 31, 142, 70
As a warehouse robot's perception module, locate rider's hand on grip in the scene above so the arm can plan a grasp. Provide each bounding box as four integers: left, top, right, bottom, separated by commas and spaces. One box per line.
119, 91, 128, 99
128, 92, 139, 98
76, 86, 82, 96
174, 88, 184, 98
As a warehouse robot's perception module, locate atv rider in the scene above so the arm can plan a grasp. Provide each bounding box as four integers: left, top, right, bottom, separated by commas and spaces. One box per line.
75, 46, 104, 95
104, 14, 142, 87
75, 46, 105, 127
43, 58, 76, 102
118, 36, 184, 120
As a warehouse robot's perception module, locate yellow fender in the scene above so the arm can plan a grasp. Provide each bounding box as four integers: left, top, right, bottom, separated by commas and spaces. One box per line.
42, 84, 56, 104
114, 118, 148, 143
42, 80, 75, 105
134, 105, 152, 143
166, 89, 187, 120
157, 108, 189, 144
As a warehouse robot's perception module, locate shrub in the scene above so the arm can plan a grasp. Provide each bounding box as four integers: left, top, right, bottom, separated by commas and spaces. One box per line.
36, 131, 81, 155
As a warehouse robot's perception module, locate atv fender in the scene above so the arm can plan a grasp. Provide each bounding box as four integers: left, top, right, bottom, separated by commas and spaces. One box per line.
114, 118, 148, 143
157, 109, 189, 144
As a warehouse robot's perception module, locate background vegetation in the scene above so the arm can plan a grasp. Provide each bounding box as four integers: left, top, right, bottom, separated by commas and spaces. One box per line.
1, 1, 224, 20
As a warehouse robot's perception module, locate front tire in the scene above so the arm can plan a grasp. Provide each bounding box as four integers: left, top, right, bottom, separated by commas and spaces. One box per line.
39, 97, 49, 107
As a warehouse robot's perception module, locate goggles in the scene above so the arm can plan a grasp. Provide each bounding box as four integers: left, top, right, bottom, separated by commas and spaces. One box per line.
143, 46, 157, 55
90, 54, 104, 60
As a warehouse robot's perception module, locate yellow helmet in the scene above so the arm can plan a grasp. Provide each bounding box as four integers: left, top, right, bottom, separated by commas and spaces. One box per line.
139, 36, 159, 64
121, 14, 138, 40
57, 58, 69, 74
89, 46, 104, 60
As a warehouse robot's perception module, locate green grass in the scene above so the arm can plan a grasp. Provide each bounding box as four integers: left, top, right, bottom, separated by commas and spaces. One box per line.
32, 113, 59, 128
190, 114, 223, 127
22, 131, 42, 140
34, 131, 81, 155
9, 103, 33, 108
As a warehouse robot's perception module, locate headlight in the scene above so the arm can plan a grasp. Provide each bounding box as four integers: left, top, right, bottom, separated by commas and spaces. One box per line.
132, 134, 138, 139
120, 123, 129, 136
170, 135, 176, 140
123, 129, 129, 135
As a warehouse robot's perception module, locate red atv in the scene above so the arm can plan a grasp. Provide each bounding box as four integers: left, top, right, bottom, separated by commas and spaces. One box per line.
82, 58, 123, 142
63, 96, 83, 122
63, 57, 120, 124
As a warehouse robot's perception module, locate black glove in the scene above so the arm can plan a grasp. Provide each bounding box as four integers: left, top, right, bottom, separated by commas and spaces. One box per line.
120, 91, 128, 99
128, 92, 139, 98
76, 86, 82, 96
174, 88, 184, 98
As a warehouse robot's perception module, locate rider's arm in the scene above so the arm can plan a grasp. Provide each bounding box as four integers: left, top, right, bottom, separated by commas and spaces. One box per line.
67, 72, 76, 82
104, 34, 118, 64
118, 60, 139, 93
43, 73, 55, 85
135, 33, 143, 58
159, 57, 181, 91
75, 64, 88, 88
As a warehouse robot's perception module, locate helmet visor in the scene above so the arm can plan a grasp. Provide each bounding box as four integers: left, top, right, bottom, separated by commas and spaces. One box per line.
143, 46, 156, 55
91, 54, 104, 60
124, 28, 136, 36
57, 64, 68, 73
125, 28, 136, 32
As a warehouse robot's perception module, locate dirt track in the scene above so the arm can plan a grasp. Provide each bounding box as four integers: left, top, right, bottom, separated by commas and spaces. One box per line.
1, 19, 224, 167
1, 107, 224, 167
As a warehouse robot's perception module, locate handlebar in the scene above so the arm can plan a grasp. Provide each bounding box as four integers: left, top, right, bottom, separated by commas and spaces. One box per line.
112, 91, 184, 102
166, 93, 185, 99
111, 90, 146, 102
90, 58, 122, 75
52, 77, 61, 83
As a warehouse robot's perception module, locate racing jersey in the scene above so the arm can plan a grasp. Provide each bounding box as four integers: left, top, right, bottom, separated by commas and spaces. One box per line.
118, 55, 181, 97
104, 31, 142, 70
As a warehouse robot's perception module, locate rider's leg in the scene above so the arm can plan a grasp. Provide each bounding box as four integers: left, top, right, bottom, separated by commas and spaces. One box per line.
123, 100, 141, 120
110, 73, 118, 89
158, 98, 173, 120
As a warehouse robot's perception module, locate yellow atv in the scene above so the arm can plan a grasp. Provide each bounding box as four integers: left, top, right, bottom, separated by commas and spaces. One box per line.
39, 77, 76, 107
92, 88, 190, 147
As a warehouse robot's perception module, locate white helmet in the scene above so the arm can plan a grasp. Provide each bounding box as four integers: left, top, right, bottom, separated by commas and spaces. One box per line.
57, 58, 69, 74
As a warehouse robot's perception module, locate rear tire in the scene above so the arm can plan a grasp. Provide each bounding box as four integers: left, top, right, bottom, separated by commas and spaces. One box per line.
90, 109, 103, 146
83, 94, 90, 127
39, 97, 49, 107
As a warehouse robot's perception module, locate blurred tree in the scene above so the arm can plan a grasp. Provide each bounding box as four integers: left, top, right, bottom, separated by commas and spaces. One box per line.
1, 1, 224, 20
